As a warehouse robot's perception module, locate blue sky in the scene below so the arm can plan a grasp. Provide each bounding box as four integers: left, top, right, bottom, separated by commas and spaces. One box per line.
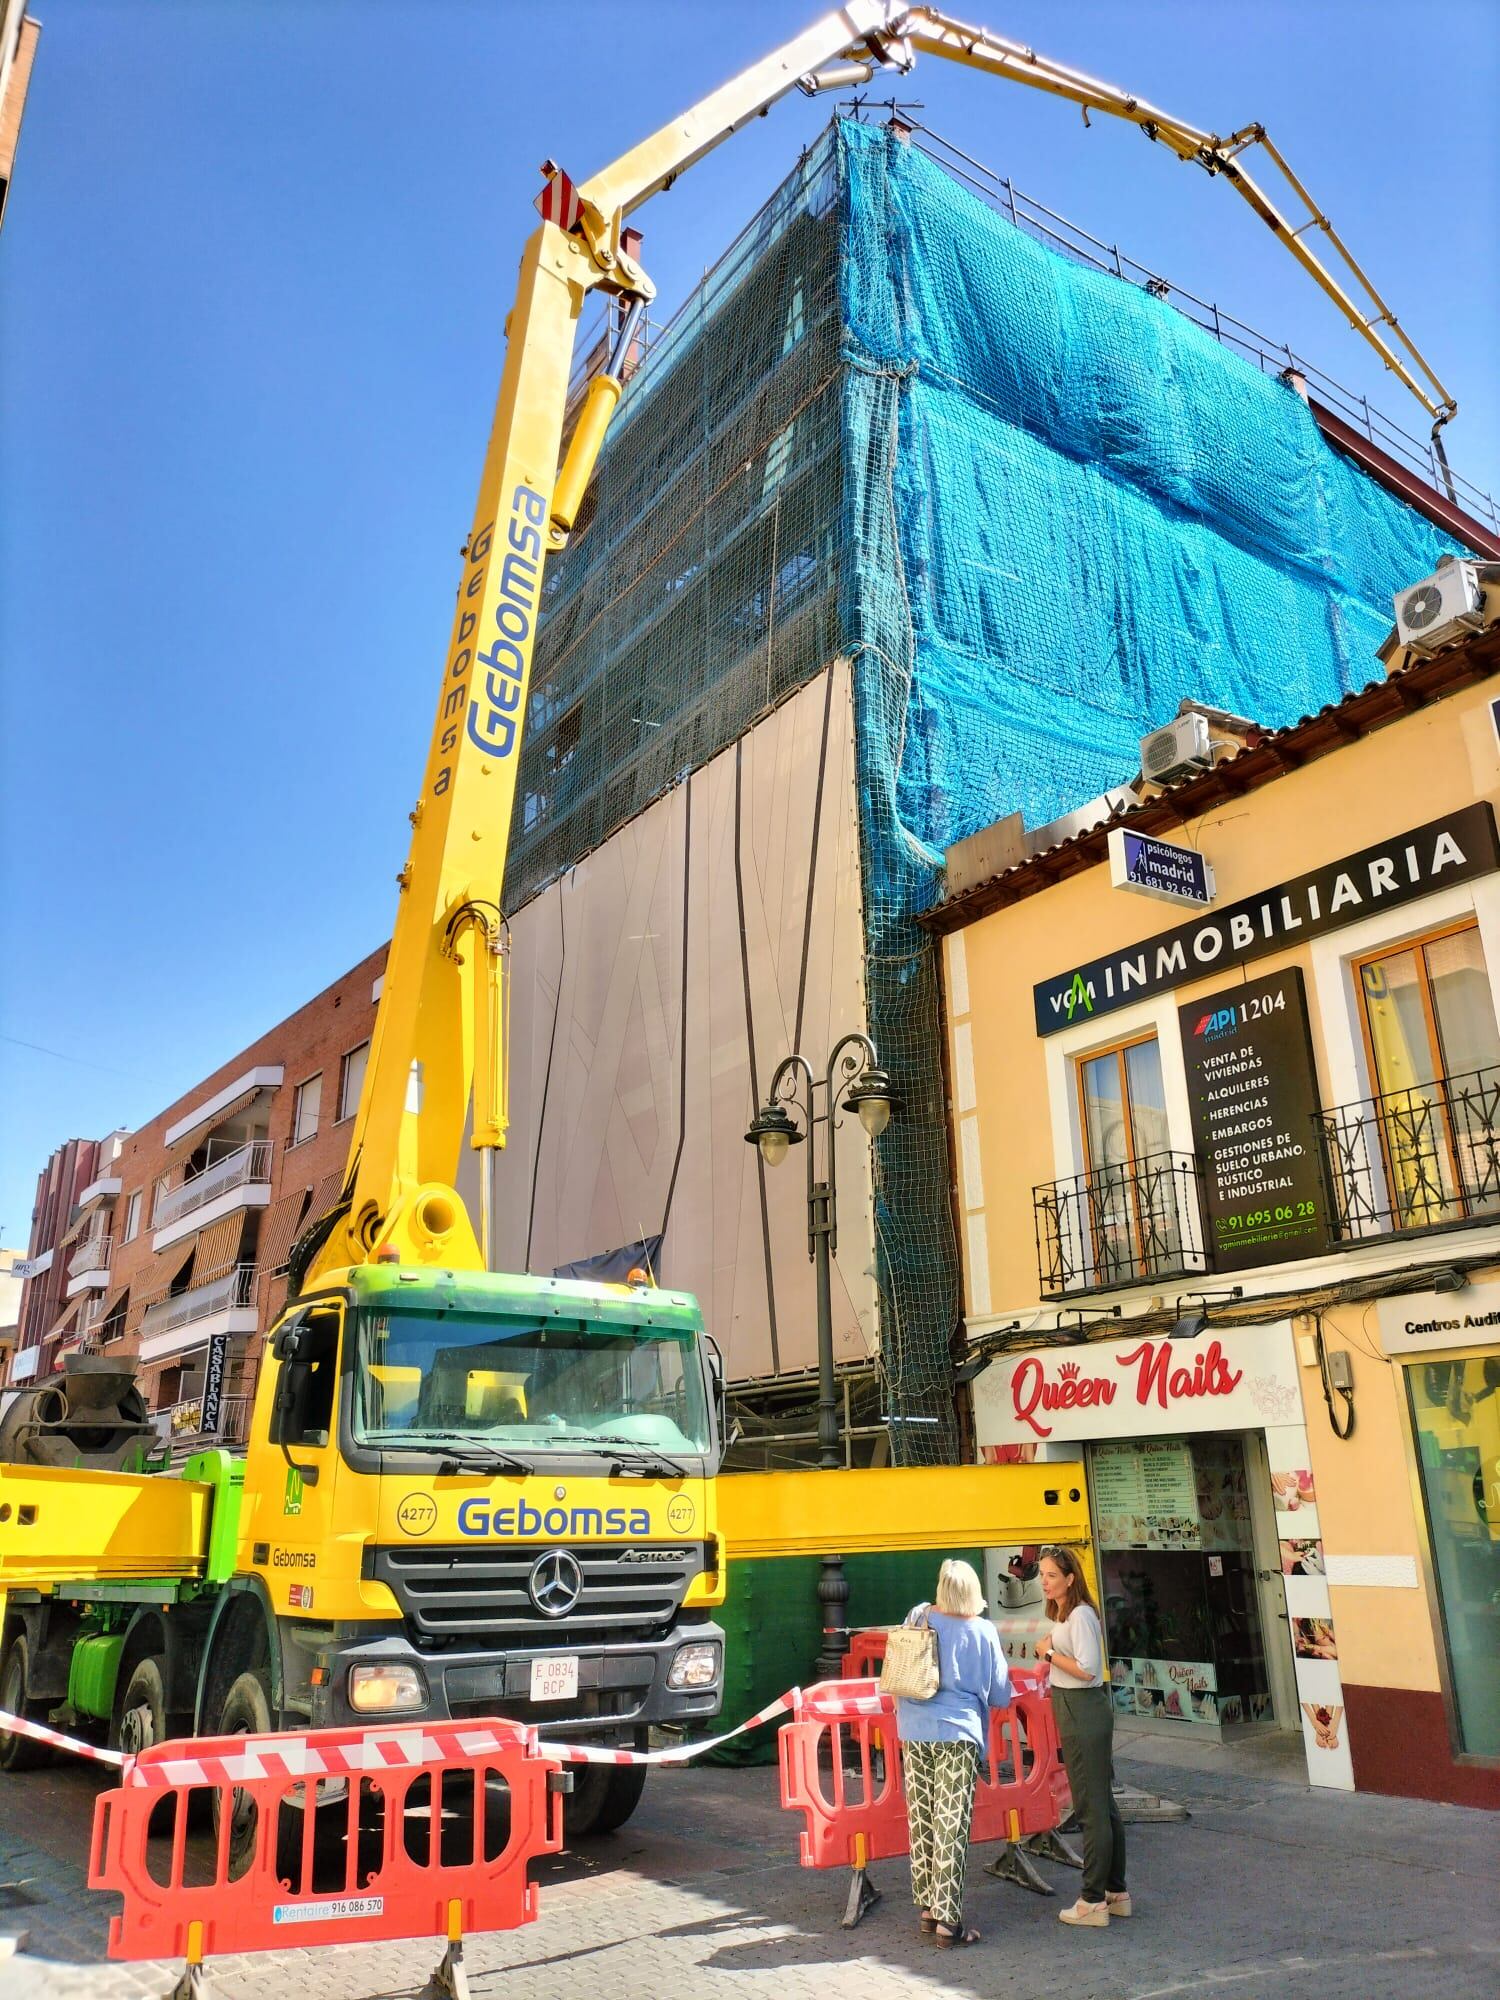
2, 0, 1497, 1247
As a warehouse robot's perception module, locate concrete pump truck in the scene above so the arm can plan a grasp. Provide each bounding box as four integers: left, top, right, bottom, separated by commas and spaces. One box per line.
0, 4, 1457, 1840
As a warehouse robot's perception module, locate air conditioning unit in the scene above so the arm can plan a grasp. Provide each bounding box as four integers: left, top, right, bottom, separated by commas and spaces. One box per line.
1139, 711, 1213, 787
1393, 558, 1483, 653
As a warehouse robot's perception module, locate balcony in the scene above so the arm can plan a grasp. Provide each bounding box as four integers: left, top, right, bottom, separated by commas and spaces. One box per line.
1035, 1150, 1210, 1298
152, 1140, 273, 1249
65, 1232, 113, 1294
165, 1392, 253, 1448
1319, 1066, 1500, 1243
139, 1264, 257, 1357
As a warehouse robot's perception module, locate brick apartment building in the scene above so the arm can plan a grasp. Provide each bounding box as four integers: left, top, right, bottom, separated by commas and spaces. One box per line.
7, 947, 386, 1445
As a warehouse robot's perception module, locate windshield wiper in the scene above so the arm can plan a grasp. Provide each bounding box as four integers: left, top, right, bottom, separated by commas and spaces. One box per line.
564, 1432, 689, 1478
375, 1431, 530, 1475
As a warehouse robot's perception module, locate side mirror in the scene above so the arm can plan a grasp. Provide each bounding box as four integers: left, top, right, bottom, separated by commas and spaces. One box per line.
272, 1313, 308, 1363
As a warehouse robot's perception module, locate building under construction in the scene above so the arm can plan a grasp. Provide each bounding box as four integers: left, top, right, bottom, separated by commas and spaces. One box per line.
484, 113, 1486, 1469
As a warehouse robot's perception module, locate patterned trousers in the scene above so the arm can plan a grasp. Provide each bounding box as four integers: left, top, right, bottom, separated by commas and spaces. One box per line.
903, 1739, 979, 1928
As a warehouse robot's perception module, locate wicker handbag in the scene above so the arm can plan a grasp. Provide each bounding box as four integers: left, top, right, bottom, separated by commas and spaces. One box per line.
879, 1608, 940, 1700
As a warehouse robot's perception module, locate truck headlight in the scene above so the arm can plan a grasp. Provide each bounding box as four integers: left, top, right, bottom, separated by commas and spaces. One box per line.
667, 1641, 720, 1691
348, 1663, 427, 1712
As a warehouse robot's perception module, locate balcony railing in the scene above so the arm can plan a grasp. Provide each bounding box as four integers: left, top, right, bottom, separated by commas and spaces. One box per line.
68, 1232, 113, 1280
140, 1264, 257, 1342
166, 1392, 253, 1447
1318, 1066, 1500, 1242
153, 1142, 272, 1230
1035, 1150, 1210, 1298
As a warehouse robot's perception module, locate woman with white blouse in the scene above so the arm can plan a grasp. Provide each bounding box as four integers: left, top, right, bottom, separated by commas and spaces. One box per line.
1037, 1546, 1129, 1929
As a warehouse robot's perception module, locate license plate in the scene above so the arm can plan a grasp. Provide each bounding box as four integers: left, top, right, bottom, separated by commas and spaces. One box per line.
529, 1655, 579, 1703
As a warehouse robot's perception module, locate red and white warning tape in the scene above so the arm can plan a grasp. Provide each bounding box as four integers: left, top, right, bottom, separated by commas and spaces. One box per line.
0, 1708, 125, 1767
0, 1680, 887, 1786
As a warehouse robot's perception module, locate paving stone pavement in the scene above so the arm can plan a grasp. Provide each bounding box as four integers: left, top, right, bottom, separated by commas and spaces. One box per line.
2, 1737, 1496, 2000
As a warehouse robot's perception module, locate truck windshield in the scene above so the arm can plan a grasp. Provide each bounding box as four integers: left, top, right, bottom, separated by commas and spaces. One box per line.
352, 1307, 711, 1456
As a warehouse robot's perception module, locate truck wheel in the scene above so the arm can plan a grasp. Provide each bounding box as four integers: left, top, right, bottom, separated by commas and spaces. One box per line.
592, 1763, 647, 1834
112, 1658, 168, 1756
0, 1634, 51, 1772
214, 1669, 273, 1874
562, 1761, 647, 1840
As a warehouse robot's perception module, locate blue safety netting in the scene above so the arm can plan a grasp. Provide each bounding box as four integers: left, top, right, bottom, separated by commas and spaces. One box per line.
837, 120, 1462, 1456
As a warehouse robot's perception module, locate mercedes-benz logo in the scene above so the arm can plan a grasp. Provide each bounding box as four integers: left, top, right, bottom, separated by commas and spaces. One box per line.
528, 1548, 583, 1619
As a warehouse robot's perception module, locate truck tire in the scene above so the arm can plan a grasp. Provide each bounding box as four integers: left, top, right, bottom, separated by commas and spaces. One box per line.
112, 1658, 168, 1757
0, 1634, 51, 1772
215, 1669, 274, 1875
562, 1760, 647, 1840
592, 1762, 647, 1835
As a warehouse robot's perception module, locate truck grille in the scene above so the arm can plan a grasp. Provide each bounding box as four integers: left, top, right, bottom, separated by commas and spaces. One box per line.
365, 1541, 703, 1643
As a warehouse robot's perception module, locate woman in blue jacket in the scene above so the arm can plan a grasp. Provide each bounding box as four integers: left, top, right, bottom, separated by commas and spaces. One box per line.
896, 1558, 1012, 1948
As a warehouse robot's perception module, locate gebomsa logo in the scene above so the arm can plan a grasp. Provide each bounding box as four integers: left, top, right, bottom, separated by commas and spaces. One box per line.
457, 1496, 654, 1538
465, 481, 547, 760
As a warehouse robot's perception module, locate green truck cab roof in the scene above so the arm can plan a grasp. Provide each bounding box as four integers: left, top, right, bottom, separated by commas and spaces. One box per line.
335, 1263, 707, 1336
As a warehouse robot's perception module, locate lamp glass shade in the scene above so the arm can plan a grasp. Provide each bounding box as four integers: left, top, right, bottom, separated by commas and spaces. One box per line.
758, 1128, 791, 1169
857, 1094, 892, 1138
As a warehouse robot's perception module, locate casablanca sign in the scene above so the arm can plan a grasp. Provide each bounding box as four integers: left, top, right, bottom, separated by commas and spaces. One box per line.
973, 1321, 1303, 1448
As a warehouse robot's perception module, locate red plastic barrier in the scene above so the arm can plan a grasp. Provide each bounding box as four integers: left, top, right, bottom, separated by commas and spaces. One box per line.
779, 1678, 1072, 1882
971, 1687, 1070, 1844
89, 1716, 564, 1973
777, 1679, 909, 1873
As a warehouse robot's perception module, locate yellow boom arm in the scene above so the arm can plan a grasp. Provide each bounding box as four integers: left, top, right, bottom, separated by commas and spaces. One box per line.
303, 2, 1456, 1285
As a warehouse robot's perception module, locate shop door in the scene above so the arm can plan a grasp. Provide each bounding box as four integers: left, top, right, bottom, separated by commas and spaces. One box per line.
1091, 1433, 1282, 1731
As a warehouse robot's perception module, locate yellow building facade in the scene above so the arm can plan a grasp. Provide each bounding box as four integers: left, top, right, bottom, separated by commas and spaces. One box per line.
925, 631, 1499, 1808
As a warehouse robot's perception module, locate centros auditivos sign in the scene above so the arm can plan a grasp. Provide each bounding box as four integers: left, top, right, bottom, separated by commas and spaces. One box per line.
1034, 805, 1499, 1035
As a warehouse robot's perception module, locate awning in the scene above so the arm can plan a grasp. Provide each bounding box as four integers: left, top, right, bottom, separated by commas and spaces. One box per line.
47, 1297, 82, 1341
309, 1168, 347, 1220
255, 1187, 312, 1275
160, 1085, 271, 1162
59, 1203, 96, 1248
193, 1213, 246, 1283
93, 1281, 131, 1329
134, 1249, 197, 1317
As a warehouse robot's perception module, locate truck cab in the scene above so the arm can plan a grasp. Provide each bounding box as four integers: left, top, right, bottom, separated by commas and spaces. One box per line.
229, 1265, 725, 1773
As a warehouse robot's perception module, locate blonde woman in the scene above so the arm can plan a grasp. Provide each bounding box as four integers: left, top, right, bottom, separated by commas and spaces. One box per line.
1037, 1546, 1128, 1928
896, 1558, 1011, 1949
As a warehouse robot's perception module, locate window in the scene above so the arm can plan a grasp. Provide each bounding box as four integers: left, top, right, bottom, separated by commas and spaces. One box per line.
1354, 923, 1500, 1228
291, 1073, 322, 1146
1406, 1357, 1500, 1758
122, 1190, 142, 1243
1073, 1035, 1181, 1281
338, 1042, 369, 1123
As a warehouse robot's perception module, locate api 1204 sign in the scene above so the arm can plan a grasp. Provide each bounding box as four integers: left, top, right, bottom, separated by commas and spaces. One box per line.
1179, 967, 1333, 1272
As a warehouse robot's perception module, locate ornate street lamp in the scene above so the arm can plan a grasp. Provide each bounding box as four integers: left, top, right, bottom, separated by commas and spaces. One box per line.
745, 1031, 897, 1679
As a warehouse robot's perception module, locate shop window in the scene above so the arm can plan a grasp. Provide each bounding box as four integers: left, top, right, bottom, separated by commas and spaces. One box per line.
291, 1073, 322, 1146
337, 1042, 369, 1123
1406, 1357, 1500, 1758
1355, 923, 1500, 1228
1074, 1036, 1179, 1278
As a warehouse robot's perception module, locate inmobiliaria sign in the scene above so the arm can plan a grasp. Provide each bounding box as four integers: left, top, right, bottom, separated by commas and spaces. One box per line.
975, 1322, 1301, 1447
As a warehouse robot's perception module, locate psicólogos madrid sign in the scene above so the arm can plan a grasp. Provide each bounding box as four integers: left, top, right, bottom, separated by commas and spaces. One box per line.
1107, 827, 1214, 907
1035, 805, 1499, 1036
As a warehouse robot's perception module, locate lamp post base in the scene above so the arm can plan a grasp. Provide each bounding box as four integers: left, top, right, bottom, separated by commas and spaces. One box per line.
816, 1550, 851, 1683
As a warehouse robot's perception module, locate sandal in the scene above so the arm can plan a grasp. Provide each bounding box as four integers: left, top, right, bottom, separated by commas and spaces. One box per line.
918, 1913, 938, 1934
934, 1922, 981, 1948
